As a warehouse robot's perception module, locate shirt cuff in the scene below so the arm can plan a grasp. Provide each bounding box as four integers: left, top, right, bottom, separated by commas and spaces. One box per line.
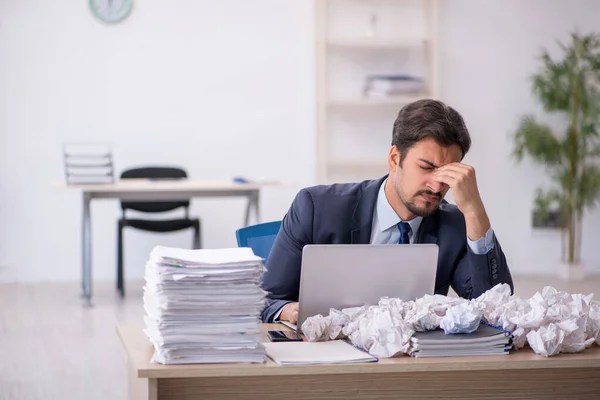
467, 226, 495, 255
273, 304, 286, 322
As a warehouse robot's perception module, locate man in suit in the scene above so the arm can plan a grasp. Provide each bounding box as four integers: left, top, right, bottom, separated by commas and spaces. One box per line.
261, 99, 514, 324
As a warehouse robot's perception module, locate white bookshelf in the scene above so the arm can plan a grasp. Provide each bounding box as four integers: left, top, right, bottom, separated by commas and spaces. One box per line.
328, 94, 427, 107
315, 0, 439, 183
327, 37, 426, 49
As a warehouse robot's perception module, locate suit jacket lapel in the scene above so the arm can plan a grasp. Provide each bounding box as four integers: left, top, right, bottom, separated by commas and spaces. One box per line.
350, 175, 387, 244
416, 213, 439, 245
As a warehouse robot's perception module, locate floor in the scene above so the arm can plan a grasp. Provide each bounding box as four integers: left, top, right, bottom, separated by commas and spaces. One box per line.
1, 276, 600, 400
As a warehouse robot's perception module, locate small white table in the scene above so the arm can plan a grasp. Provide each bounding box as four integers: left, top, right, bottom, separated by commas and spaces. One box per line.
61, 179, 283, 306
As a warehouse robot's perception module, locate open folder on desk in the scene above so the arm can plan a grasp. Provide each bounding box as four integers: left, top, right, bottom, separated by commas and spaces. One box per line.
263, 340, 377, 366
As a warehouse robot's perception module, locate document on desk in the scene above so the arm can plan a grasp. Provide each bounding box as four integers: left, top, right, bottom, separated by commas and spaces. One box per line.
143, 246, 268, 364
279, 321, 297, 331
263, 340, 378, 366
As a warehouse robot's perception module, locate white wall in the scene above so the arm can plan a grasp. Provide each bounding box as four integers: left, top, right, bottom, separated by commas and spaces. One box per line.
0, 0, 315, 282
1, 0, 600, 283
438, 0, 600, 275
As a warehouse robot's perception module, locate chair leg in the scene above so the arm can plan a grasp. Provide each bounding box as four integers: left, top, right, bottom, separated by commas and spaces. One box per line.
117, 221, 125, 297
193, 220, 201, 249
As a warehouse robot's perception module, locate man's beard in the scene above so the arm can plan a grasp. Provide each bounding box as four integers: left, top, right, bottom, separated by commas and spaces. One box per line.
394, 176, 441, 217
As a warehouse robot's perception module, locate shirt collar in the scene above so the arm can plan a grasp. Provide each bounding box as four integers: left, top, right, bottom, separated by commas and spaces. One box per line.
376, 178, 423, 234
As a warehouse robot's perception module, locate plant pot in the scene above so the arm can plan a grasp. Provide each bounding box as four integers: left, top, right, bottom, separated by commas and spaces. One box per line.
558, 262, 586, 281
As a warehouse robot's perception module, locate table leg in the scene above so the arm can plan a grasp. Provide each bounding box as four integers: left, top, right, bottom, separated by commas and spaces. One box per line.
81, 193, 93, 307
128, 360, 157, 400
254, 190, 261, 223
243, 191, 260, 227
243, 193, 252, 227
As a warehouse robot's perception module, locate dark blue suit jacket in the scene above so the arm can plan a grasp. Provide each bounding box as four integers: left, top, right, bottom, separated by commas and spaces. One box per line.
261, 175, 514, 322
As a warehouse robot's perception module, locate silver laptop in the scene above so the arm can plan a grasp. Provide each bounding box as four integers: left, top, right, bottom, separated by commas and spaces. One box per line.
294, 244, 439, 331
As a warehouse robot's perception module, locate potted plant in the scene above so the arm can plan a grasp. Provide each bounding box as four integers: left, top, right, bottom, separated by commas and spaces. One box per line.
512, 31, 600, 279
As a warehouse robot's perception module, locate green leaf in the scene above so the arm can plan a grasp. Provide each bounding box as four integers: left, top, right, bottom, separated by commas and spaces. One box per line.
576, 165, 600, 210
512, 116, 563, 164
531, 61, 572, 112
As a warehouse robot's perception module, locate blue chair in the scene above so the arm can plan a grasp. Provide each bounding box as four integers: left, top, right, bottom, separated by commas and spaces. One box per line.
235, 221, 282, 263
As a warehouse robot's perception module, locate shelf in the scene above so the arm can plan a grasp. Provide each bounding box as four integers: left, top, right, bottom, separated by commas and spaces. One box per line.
327, 37, 427, 49
315, 0, 439, 183
327, 94, 429, 107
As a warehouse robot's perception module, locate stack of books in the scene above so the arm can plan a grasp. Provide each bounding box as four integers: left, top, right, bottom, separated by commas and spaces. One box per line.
363, 74, 424, 98
408, 322, 513, 358
143, 246, 267, 364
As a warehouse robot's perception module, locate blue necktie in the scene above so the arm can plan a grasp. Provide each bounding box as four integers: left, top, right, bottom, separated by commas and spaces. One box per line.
397, 222, 411, 244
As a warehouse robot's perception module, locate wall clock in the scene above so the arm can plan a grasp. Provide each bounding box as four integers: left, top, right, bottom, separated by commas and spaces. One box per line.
90, 0, 133, 24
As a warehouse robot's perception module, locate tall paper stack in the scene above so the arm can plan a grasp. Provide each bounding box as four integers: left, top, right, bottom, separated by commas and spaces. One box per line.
143, 246, 267, 364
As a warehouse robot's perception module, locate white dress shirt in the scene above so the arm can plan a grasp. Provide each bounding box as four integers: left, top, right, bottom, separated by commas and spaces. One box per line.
370, 179, 495, 254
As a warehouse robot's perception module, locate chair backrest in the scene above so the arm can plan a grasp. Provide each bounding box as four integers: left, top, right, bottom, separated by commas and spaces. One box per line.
235, 221, 282, 263
120, 166, 189, 213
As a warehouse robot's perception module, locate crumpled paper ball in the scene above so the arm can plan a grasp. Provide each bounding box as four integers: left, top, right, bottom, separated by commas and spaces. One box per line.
300, 283, 600, 358
587, 301, 600, 345
439, 302, 482, 334
343, 306, 415, 358
526, 323, 565, 357
301, 308, 352, 342
407, 295, 466, 331
470, 282, 512, 327
502, 297, 547, 349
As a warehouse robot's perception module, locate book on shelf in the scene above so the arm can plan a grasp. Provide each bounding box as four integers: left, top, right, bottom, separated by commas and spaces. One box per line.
363, 74, 425, 99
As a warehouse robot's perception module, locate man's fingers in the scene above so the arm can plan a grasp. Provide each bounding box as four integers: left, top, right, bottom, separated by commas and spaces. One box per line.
290, 311, 298, 324
282, 303, 299, 322
433, 172, 457, 186
437, 163, 475, 177
435, 170, 461, 180
442, 162, 471, 171
290, 303, 299, 323
437, 165, 467, 175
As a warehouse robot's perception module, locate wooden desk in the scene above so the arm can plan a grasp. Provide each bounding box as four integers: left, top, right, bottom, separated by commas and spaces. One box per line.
117, 324, 600, 400
61, 179, 283, 306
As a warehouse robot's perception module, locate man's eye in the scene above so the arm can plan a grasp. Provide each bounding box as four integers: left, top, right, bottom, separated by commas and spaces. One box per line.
419, 166, 433, 170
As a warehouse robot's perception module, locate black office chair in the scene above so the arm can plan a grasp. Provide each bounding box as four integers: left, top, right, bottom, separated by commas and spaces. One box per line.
117, 166, 201, 296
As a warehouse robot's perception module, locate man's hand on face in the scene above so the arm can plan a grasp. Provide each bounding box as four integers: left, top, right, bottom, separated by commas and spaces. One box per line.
280, 302, 299, 324
432, 163, 483, 214
432, 162, 491, 240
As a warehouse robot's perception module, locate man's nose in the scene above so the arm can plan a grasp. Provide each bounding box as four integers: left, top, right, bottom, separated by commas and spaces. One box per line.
428, 180, 445, 193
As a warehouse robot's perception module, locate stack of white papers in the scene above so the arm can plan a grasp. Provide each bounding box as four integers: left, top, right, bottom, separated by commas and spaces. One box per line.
143, 246, 267, 364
